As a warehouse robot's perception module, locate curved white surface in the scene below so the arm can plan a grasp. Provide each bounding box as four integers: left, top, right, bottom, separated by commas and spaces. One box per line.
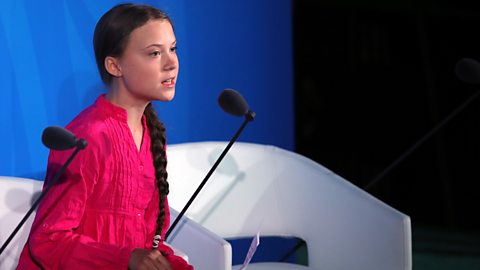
166, 141, 412, 270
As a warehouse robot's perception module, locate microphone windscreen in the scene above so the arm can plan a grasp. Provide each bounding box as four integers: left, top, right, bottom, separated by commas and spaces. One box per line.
218, 89, 249, 117
42, 126, 78, 150
455, 58, 480, 84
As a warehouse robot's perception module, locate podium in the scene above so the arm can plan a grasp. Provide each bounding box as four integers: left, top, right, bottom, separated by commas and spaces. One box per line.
166, 141, 412, 270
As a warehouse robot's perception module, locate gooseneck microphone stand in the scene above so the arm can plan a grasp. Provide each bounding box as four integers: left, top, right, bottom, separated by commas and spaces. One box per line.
165, 110, 255, 241
364, 89, 480, 191
165, 89, 256, 242
0, 128, 87, 256
364, 58, 480, 191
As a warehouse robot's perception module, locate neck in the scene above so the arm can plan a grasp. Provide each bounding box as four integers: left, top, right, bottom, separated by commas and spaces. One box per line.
105, 83, 148, 130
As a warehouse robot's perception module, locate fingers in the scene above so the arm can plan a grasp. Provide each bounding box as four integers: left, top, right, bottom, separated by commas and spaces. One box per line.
129, 248, 172, 270
153, 252, 173, 270
147, 250, 169, 270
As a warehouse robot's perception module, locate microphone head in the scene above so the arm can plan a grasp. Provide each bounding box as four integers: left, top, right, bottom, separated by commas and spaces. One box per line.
455, 58, 480, 85
218, 89, 249, 117
42, 126, 78, 150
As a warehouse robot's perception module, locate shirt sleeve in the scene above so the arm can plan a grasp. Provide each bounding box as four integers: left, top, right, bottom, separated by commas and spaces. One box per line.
27, 140, 133, 269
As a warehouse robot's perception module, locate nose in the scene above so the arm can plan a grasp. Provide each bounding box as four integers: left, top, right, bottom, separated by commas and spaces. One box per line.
163, 52, 178, 71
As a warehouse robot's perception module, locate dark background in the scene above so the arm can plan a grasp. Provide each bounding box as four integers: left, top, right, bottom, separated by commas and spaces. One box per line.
294, 1, 480, 232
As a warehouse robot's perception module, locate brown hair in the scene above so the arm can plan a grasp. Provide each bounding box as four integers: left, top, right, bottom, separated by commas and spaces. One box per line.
93, 3, 172, 242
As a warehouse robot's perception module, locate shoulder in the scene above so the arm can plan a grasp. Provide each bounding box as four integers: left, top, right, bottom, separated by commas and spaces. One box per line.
66, 101, 109, 139
47, 104, 110, 173
60, 102, 112, 156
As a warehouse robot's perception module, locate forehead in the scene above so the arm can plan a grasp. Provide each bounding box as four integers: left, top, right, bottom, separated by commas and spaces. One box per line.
127, 19, 175, 47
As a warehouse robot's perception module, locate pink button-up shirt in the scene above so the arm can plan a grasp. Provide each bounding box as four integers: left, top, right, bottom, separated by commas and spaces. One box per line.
17, 95, 192, 269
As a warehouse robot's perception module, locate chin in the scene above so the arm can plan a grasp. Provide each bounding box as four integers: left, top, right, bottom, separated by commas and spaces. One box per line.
157, 88, 175, 102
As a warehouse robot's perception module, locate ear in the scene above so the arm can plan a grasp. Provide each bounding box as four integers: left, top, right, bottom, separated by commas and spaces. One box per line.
104, 56, 122, 77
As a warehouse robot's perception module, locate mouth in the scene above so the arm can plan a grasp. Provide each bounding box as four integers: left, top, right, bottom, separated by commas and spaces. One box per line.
162, 77, 175, 87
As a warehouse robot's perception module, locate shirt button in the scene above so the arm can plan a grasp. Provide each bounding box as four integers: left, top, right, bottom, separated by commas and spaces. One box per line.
137, 213, 141, 217
139, 165, 144, 170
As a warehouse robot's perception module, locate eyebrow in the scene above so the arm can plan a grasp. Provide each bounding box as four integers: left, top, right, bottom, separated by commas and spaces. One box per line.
144, 41, 177, 49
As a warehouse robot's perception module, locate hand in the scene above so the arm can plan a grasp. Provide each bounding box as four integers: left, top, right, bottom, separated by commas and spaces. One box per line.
128, 248, 173, 270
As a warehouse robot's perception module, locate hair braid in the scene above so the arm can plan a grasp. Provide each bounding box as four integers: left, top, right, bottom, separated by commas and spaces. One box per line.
144, 103, 169, 240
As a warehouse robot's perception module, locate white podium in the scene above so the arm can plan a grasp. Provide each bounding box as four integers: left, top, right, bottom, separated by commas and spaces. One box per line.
166, 141, 412, 270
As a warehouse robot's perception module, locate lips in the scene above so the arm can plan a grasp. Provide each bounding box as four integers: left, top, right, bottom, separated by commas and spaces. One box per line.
162, 77, 175, 87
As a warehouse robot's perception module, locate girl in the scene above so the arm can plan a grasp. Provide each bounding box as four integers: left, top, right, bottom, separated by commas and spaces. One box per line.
17, 3, 193, 270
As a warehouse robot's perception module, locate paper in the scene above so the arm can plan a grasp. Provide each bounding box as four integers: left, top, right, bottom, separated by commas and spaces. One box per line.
238, 231, 261, 270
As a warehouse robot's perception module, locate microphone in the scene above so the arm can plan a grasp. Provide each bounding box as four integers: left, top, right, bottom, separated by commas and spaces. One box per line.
455, 58, 480, 85
42, 126, 87, 150
218, 88, 250, 116
0, 126, 88, 255
219, 88, 256, 121
364, 58, 480, 190
165, 89, 255, 241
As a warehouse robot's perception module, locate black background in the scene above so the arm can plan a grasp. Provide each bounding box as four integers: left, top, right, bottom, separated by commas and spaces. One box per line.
294, 1, 480, 232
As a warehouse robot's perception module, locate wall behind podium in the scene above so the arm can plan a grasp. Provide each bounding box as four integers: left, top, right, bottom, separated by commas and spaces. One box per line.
0, 0, 293, 178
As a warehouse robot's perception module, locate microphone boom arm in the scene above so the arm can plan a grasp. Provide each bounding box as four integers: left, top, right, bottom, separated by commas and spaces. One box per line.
0, 139, 87, 255
364, 89, 480, 191
165, 111, 255, 241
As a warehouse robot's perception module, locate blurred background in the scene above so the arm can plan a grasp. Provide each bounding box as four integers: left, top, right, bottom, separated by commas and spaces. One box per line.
1, 0, 480, 269
294, 1, 480, 269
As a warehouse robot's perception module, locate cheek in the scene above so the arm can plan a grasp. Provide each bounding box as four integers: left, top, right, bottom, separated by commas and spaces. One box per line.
122, 55, 156, 73
124, 63, 157, 82
122, 69, 149, 92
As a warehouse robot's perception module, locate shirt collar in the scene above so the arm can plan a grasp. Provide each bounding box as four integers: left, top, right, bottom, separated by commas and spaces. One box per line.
95, 94, 129, 122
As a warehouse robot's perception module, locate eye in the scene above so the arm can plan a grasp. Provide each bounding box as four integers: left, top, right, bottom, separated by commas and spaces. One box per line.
149, 51, 161, 57
170, 46, 178, 53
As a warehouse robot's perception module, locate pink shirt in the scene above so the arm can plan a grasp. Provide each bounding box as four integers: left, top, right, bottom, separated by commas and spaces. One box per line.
17, 95, 193, 269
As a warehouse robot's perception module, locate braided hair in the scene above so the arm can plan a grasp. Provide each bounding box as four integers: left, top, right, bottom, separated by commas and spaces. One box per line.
144, 103, 169, 240
93, 3, 172, 246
